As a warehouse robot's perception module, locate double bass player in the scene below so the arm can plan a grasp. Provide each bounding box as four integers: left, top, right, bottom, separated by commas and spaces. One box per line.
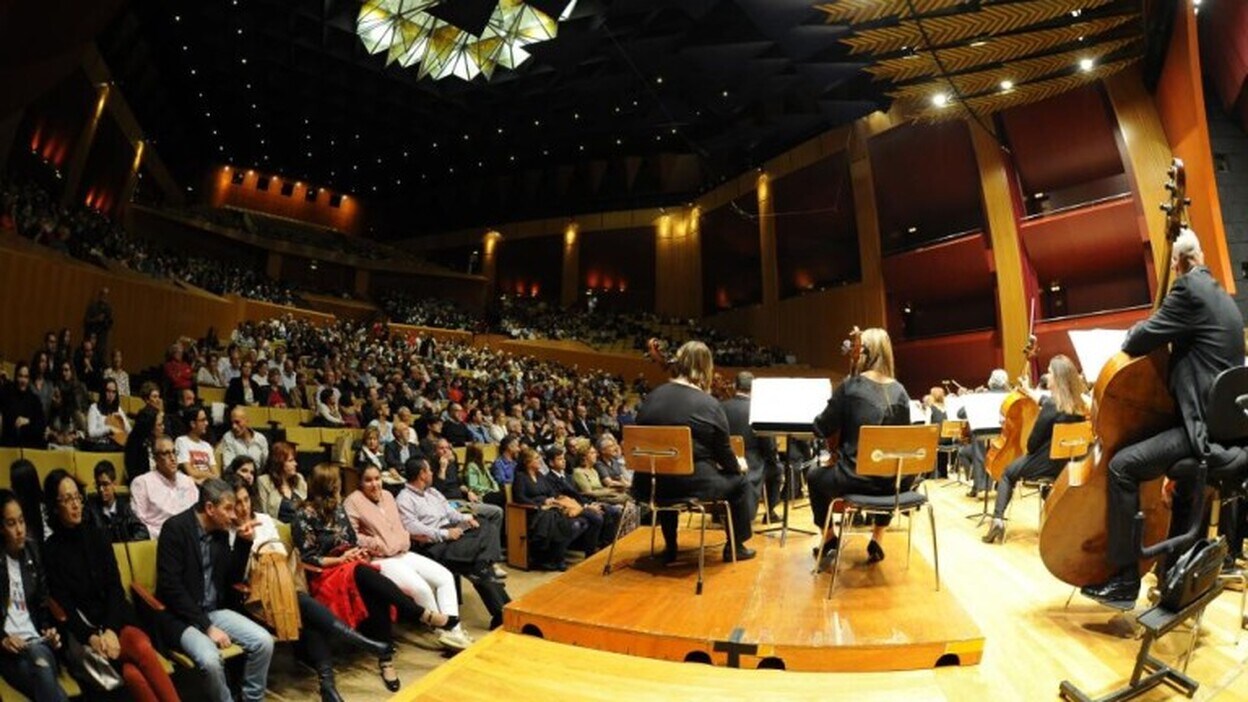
1082, 229, 1244, 604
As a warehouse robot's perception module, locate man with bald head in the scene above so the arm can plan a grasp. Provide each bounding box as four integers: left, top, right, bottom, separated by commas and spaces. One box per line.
219, 406, 269, 468
1083, 229, 1246, 604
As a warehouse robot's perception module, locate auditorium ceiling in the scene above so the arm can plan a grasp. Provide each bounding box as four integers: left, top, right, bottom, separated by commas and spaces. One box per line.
95, 0, 1144, 236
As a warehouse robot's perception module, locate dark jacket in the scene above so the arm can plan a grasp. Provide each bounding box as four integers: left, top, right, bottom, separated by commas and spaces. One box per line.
87, 493, 150, 543
155, 508, 251, 633
44, 521, 137, 642
721, 394, 777, 486
384, 440, 424, 472
0, 539, 54, 637
442, 420, 472, 447
0, 386, 46, 448
1121, 266, 1245, 459
225, 377, 263, 412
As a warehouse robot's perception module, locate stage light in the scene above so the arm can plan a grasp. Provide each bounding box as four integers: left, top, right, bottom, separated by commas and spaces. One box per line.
999, 79, 1014, 91
1079, 58, 1094, 72
931, 93, 949, 107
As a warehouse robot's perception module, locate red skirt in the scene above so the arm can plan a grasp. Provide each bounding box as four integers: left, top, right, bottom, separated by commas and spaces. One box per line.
308, 561, 376, 629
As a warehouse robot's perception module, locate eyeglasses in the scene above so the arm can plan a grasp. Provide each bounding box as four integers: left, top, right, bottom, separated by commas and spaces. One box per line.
154, 449, 176, 457
57, 494, 83, 505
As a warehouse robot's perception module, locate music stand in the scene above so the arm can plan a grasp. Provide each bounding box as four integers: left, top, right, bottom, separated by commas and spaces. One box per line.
958, 392, 1006, 524
823, 424, 940, 597
749, 377, 832, 546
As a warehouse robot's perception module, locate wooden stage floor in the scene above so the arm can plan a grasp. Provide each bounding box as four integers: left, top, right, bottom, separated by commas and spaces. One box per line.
503, 511, 984, 672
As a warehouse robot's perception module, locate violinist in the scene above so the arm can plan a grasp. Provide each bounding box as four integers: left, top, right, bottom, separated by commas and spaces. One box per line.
810, 328, 911, 567
982, 354, 1087, 543
633, 341, 755, 563
1082, 230, 1245, 604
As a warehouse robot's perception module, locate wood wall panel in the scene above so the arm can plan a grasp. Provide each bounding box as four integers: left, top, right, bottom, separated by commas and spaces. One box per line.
999, 84, 1125, 196
654, 210, 701, 319
205, 167, 361, 235
973, 126, 1028, 379
1153, 0, 1235, 292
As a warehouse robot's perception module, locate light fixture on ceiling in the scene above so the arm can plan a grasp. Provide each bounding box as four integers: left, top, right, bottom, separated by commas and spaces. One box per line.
356, 0, 578, 81
1078, 57, 1094, 72
931, 93, 949, 108
999, 79, 1014, 91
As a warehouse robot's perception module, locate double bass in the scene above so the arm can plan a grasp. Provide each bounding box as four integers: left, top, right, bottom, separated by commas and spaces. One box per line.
985, 335, 1040, 482
1039, 160, 1187, 586
822, 327, 862, 462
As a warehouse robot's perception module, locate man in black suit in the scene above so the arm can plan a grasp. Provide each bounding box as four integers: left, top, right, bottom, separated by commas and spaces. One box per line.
1083, 230, 1246, 604
384, 420, 424, 476
156, 478, 274, 702
720, 372, 780, 522
571, 404, 594, 438
441, 402, 473, 446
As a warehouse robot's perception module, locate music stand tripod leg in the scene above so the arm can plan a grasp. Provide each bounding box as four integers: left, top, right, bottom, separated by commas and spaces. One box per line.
758, 436, 816, 544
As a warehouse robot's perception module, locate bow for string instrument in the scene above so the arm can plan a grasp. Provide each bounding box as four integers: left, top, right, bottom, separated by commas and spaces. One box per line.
1039, 159, 1187, 587
984, 322, 1041, 483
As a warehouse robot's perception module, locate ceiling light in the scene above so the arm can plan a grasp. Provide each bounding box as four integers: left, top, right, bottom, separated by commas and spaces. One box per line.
999, 79, 1014, 91
356, 0, 579, 81
656, 76, 663, 84
969, 39, 987, 48
1070, 9, 1082, 17
1079, 57, 1094, 72
931, 93, 950, 107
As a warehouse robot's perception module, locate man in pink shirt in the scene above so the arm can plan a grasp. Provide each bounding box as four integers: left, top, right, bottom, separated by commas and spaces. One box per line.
131, 435, 199, 539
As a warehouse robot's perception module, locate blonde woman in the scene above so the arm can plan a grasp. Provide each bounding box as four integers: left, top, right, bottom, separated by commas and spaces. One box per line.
810, 328, 911, 567
981, 354, 1088, 543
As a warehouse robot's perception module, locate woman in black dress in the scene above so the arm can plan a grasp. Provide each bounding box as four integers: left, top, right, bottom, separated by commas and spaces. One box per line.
633, 341, 754, 563
810, 328, 911, 567
981, 354, 1088, 543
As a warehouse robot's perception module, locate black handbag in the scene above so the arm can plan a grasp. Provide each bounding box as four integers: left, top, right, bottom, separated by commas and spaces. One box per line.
1158, 536, 1227, 611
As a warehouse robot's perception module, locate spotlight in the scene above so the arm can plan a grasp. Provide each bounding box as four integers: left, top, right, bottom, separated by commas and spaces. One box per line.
931, 93, 949, 108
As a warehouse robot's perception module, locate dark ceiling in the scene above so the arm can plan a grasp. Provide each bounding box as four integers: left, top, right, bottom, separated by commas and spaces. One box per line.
97, 0, 881, 237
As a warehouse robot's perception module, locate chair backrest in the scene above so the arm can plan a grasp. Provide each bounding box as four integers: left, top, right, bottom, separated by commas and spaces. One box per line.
855, 425, 940, 479
120, 395, 146, 415
275, 521, 293, 553
729, 435, 745, 460
285, 426, 324, 453
481, 443, 499, 464
19, 448, 74, 485
267, 407, 302, 429
1049, 421, 1093, 461
73, 451, 126, 490
621, 425, 693, 477
126, 539, 158, 593
0, 448, 22, 486
939, 420, 968, 440
1207, 366, 1248, 446
114, 543, 134, 601
198, 386, 226, 405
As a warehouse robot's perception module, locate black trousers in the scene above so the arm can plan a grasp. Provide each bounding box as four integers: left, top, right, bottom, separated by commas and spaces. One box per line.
298, 592, 345, 670
354, 564, 428, 644
1107, 426, 1196, 571
420, 520, 503, 573
992, 454, 1062, 520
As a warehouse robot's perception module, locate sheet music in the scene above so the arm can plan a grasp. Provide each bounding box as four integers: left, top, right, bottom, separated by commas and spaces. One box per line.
1068, 328, 1130, 383
748, 377, 833, 432
960, 392, 1007, 432
909, 400, 930, 424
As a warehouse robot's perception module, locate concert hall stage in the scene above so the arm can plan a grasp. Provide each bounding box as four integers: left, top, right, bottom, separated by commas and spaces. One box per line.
503, 520, 983, 672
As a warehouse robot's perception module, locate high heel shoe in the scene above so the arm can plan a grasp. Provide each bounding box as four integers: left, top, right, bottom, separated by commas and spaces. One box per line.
420, 608, 450, 629
318, 664, 345, 702
982, 523, 1005, 544
866, 540, 885, 563
379, 658, 401, 693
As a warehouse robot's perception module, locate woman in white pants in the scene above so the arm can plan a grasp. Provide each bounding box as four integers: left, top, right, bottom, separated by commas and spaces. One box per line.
343, 464, 471, 650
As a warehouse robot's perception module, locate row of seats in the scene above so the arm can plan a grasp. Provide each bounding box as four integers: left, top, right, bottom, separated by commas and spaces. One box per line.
0, 446, 125, 493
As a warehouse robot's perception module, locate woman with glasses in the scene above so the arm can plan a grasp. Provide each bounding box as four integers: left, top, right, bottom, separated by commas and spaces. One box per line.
86, 379, 130, 450
41, 469, 179, 702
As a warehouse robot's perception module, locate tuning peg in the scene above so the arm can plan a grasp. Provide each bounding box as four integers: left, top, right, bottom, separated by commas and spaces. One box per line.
1160, 203, 1173, 213
1165, 181, 1176, 193
1183, 197, 1191, 206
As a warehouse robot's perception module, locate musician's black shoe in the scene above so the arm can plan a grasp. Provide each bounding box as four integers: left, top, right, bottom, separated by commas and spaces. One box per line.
1080, 575, 1141, 606
724, 545, 756, 562
866, 540, 885, 564
966, 488, 978, 499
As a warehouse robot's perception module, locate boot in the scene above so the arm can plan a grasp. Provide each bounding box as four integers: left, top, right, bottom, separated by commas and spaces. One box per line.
318, 664, 345, 702
330, 618, 394, 658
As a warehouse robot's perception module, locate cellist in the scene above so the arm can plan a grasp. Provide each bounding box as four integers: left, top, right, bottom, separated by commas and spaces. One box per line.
982, 354, 1087, 543
1081, 229, 1244, 604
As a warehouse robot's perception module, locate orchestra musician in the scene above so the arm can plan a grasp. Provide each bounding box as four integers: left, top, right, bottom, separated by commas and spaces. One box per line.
810, 328, 911, 567
720, 372, 781, 523
956, 369, 1009, 498
1082, 229, 1245, 604
633, 341, 756, 563
982, 354, 1088, 544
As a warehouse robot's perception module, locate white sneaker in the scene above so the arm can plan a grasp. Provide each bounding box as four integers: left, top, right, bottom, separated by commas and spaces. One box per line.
437, 626, 472, 651
492, 564, 508, 579
408, 628, 444, 651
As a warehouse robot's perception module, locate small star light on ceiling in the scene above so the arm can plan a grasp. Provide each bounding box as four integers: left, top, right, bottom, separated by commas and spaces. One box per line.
356, 0, 577, 81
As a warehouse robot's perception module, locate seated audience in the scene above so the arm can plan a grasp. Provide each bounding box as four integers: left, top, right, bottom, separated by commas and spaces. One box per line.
174, 406, 218, 483
102, 349, 130, 397
293, 463, 453, 692
124, 405, 164, 484
255, 441, 306, 523
0, 362, 47, 448
511, 447, 599, 571
225, 359, 262, 411
0, 489, 67, 702
344, 464, 471, 651
219, 406, 269, 468
86, 377, 130, 450
228, 477, 390, 702
384, 421, 422, 482
154, 478, 274, 702
88, 460, 150, 542
222, 455, 257, 489
131, 436, 198, 539
42, 469, 178, 702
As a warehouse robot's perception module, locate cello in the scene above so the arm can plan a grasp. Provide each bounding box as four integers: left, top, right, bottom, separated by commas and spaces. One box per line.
984, 333, 1041, 482
1039, 160, 1188, 587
